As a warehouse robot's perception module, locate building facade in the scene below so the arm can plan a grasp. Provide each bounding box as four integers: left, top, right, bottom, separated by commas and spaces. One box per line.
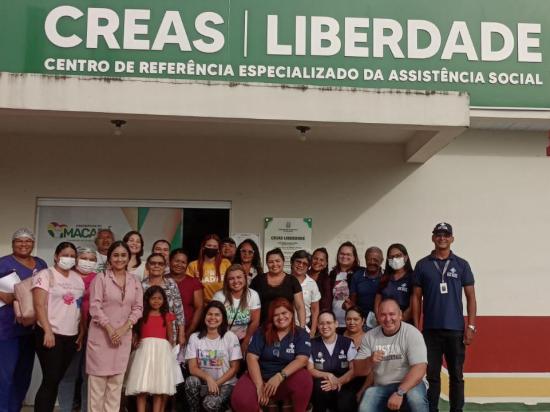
1, 0, 549, 404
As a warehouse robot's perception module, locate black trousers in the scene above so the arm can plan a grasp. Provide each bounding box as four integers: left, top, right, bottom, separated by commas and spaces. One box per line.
423, 329, 465, 412
34, 326, 77, 412
311, 376, 360, 412
174, 363, 192, 412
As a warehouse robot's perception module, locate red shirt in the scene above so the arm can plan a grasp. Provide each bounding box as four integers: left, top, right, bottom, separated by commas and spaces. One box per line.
175, 275, 203, 326
81, 272, 97, 326
141, 312, 176, 340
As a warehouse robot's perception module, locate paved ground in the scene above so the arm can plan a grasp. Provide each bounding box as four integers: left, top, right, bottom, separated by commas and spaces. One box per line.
439, 401, 550, 412
23, 401, 550, 411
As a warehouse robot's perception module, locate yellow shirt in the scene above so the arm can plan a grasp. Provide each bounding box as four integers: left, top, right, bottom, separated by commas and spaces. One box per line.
186, 259, 232, 302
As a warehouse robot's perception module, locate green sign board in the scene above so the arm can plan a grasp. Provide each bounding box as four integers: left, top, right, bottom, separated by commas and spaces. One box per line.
0, 0, 549, 108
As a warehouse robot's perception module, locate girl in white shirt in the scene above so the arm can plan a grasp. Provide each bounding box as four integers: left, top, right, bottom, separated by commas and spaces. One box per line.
123, 231, 146, 282
185, 301, 242, 412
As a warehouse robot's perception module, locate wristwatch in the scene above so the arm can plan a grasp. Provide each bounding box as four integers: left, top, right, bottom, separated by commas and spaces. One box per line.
396, 388, 407, 397
279, 371, 287, 380
467, 324, 477, 333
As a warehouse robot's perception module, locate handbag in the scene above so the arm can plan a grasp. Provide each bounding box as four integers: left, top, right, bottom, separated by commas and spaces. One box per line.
13, 269, 54, 327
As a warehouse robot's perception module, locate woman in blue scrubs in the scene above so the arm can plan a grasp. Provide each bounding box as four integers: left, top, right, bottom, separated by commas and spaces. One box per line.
0, 228, 47, 412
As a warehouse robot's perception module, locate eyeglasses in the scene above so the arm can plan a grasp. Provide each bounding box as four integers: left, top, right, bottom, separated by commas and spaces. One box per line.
240, 250, 254, 255
149, 261, 165, 266
293, 260, 309, 267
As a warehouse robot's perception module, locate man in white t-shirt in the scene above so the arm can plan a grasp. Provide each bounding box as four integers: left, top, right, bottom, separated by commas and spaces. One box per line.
354, 298, 428, 412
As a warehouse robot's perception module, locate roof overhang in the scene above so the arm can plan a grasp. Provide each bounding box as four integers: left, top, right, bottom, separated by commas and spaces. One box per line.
0, 73, 470, 163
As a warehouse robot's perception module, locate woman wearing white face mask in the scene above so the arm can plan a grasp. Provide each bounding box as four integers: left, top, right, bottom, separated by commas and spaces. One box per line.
32, 242, 85, 412
58, 248, 98, 412
373, 243, 414, 322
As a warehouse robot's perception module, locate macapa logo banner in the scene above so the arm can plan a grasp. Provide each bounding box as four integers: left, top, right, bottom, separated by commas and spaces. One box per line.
47, 221, 103, 239
0, 0, 548, 108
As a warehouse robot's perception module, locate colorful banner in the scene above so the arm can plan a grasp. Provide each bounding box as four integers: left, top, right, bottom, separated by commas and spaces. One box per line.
1, 0, 549, 108
36, 205, 182, 264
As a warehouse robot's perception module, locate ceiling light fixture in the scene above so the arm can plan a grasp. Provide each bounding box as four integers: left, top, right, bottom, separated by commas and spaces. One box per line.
296, 125, 310, 142
111, 119, 127, 136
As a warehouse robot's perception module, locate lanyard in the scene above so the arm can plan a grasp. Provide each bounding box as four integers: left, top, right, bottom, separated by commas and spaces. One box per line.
433, 260, 450, 284
228, 305, 240, 329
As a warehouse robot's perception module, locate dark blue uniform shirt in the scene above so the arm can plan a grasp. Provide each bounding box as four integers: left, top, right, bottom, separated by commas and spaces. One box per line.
413, 251, 474, 331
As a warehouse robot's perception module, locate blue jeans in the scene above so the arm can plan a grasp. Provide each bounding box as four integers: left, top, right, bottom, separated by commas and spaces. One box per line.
0, 335, 36, 412
58, 344, 88, 412
359, 381, 428, 412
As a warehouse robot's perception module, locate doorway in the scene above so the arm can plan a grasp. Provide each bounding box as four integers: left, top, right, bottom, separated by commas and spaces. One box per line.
182, 208, 230, 260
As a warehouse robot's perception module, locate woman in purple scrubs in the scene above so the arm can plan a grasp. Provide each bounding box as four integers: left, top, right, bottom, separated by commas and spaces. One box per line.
0, 228, 47, 412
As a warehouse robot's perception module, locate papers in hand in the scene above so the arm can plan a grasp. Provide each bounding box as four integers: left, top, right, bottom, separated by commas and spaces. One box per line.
0, 271, 21, 308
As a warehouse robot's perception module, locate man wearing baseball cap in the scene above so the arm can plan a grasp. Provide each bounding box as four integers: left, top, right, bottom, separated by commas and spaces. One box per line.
411, 223, 477, 412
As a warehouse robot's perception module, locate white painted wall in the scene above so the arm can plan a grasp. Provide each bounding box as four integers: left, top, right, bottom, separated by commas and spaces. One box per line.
0, 128, 548, 316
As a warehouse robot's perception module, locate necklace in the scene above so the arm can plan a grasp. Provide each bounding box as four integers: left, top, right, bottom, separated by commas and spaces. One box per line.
113, 272, 126, 300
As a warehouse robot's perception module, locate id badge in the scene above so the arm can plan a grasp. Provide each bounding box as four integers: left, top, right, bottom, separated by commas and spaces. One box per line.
440, 282, 448, 294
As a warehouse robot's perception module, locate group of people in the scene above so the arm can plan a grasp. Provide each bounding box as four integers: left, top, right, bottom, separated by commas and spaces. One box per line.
0, 222, 477, 412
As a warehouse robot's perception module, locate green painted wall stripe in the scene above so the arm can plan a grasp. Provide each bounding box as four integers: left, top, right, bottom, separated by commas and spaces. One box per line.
137, 207, 149, 231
